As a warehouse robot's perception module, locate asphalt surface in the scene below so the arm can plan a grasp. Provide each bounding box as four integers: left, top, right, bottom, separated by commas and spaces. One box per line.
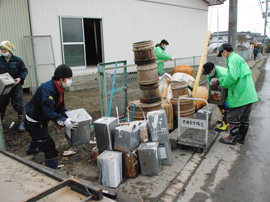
177, 56, 270, 202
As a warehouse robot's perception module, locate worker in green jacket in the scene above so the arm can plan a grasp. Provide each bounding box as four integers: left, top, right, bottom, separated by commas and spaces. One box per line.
203, 62, 229, 132
155, 39, 173, 76
212, 43, 258, 145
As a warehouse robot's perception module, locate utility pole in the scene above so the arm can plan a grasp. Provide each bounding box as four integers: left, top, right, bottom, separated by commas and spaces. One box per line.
263, 0, 269, 54
228, 0, 238, 50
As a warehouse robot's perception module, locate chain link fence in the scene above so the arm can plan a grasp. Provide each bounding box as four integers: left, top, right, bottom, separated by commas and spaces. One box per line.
98, 50, 252, 118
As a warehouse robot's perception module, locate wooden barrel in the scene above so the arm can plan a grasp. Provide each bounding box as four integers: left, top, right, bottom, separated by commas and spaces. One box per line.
170, 97, 195, 122
170, 98, 194, 111
133, 40, 156, 65
127, 99, 162, 121
137, 63, 159, 85
171, 81, 189, 98
139, 82, 161, 103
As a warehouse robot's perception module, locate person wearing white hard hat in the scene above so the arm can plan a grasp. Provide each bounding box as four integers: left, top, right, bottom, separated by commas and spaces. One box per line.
0, 40, 28, 133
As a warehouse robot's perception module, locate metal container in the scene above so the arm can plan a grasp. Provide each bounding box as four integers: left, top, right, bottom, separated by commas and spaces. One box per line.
138, 142, 161, 176
114, 124, 141, 153
147, 110, 170, 142
130, 120, 149, 142
208, 85, 226, 105
0, 73, 15, 96
127, 99, 162, 121
65, 108, 92, 146
94, 117, 118, 154
139, 82, 161, 104
137, 63, 159, 85
97, 150, 122, 188
158, 140, 173, 166
133, 40, 156, 65
122, 150, 140, 178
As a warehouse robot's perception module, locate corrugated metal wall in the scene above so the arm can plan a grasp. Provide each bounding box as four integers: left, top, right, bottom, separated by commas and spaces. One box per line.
0, 0, 31, 88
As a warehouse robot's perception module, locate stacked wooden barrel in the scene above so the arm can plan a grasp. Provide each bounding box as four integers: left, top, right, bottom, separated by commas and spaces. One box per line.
128, 40, 162, 120
170, 81, 195, 127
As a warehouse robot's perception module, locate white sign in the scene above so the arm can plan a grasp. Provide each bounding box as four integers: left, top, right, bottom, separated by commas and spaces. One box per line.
179, 117, 206, 129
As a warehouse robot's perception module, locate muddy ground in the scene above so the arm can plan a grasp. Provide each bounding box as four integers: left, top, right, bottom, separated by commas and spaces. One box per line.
3, 86, 103, 182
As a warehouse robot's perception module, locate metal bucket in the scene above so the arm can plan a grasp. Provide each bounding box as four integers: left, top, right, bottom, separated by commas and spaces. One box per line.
133, 40, 156, 65
127, 99, 162, 121
137, 63, 159, 85
171, 81, 189, 98
139, 82, 161, 103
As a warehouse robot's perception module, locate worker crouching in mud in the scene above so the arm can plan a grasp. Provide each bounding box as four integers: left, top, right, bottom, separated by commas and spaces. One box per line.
202, 62, 229, 132
212, 43, 258, 145
24, 64, 78, 169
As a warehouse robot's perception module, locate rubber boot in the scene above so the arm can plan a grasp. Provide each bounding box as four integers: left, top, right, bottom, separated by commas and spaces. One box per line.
18, 115, 25, 133
219, 122, 240, 145
215, 121, 229, 132
238, 122, 249, 145
217, 120, 223, 124
45, 157, 58, 169
26, 139, 41, 155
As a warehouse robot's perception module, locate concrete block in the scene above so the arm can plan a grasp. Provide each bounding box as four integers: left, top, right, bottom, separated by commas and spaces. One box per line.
165, 186, 180, 198
160, 194, 174, 202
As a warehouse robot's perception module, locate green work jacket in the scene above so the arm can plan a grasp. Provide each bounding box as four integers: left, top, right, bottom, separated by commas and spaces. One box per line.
219, 52, 258, 108
155, 46, 172, 73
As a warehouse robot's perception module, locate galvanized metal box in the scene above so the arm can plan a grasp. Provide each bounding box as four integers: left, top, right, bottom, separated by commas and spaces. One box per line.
0, 73, 15, 96
114, 124, 141, 153
65, 108, 92, 146
97, 150, 122, 188
147, 110, 170, 142
94, 117, 118, 154
208, 85, 226, 105
158, 140, 173, 166
138, 142, 162, 176
130, 120, 149, 142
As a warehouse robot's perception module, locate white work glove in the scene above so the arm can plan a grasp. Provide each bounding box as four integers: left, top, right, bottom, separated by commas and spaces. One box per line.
64, 118, 79, 130
170, 57, 174, 61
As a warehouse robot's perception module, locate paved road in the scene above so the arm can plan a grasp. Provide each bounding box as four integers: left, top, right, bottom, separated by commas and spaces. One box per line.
177, 56, 270, 202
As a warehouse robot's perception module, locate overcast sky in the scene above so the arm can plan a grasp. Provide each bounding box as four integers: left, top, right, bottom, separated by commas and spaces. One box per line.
208, 0, 270, 37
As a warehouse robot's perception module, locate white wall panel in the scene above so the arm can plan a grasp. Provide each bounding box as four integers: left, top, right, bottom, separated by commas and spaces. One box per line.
0, 0, 32, 88
29, 0, 208, 74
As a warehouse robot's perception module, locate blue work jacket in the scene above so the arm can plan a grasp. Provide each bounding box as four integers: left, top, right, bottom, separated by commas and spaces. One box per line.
25, 80, 67, 123
0, 55, 28, 84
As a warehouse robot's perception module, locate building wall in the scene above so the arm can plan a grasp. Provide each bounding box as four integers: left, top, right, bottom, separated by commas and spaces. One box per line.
28, 0, 208, 73
0, 0, 32, 88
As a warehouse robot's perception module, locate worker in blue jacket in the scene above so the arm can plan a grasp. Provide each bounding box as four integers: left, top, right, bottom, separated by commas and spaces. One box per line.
24, 64, 78, 169
0, 41, 28, 133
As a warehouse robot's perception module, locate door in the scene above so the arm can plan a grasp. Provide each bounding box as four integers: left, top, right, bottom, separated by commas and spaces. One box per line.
60, 17, 86, 69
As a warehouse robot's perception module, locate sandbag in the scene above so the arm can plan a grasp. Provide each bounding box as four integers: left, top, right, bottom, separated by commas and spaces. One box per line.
193, 86, 208, 110
172, 65, 195, 77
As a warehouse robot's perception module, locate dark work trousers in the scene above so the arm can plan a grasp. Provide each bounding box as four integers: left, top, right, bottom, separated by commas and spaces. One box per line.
0, 83, 24, 120
227, 103, 253, 127
24, 118, 58, 159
